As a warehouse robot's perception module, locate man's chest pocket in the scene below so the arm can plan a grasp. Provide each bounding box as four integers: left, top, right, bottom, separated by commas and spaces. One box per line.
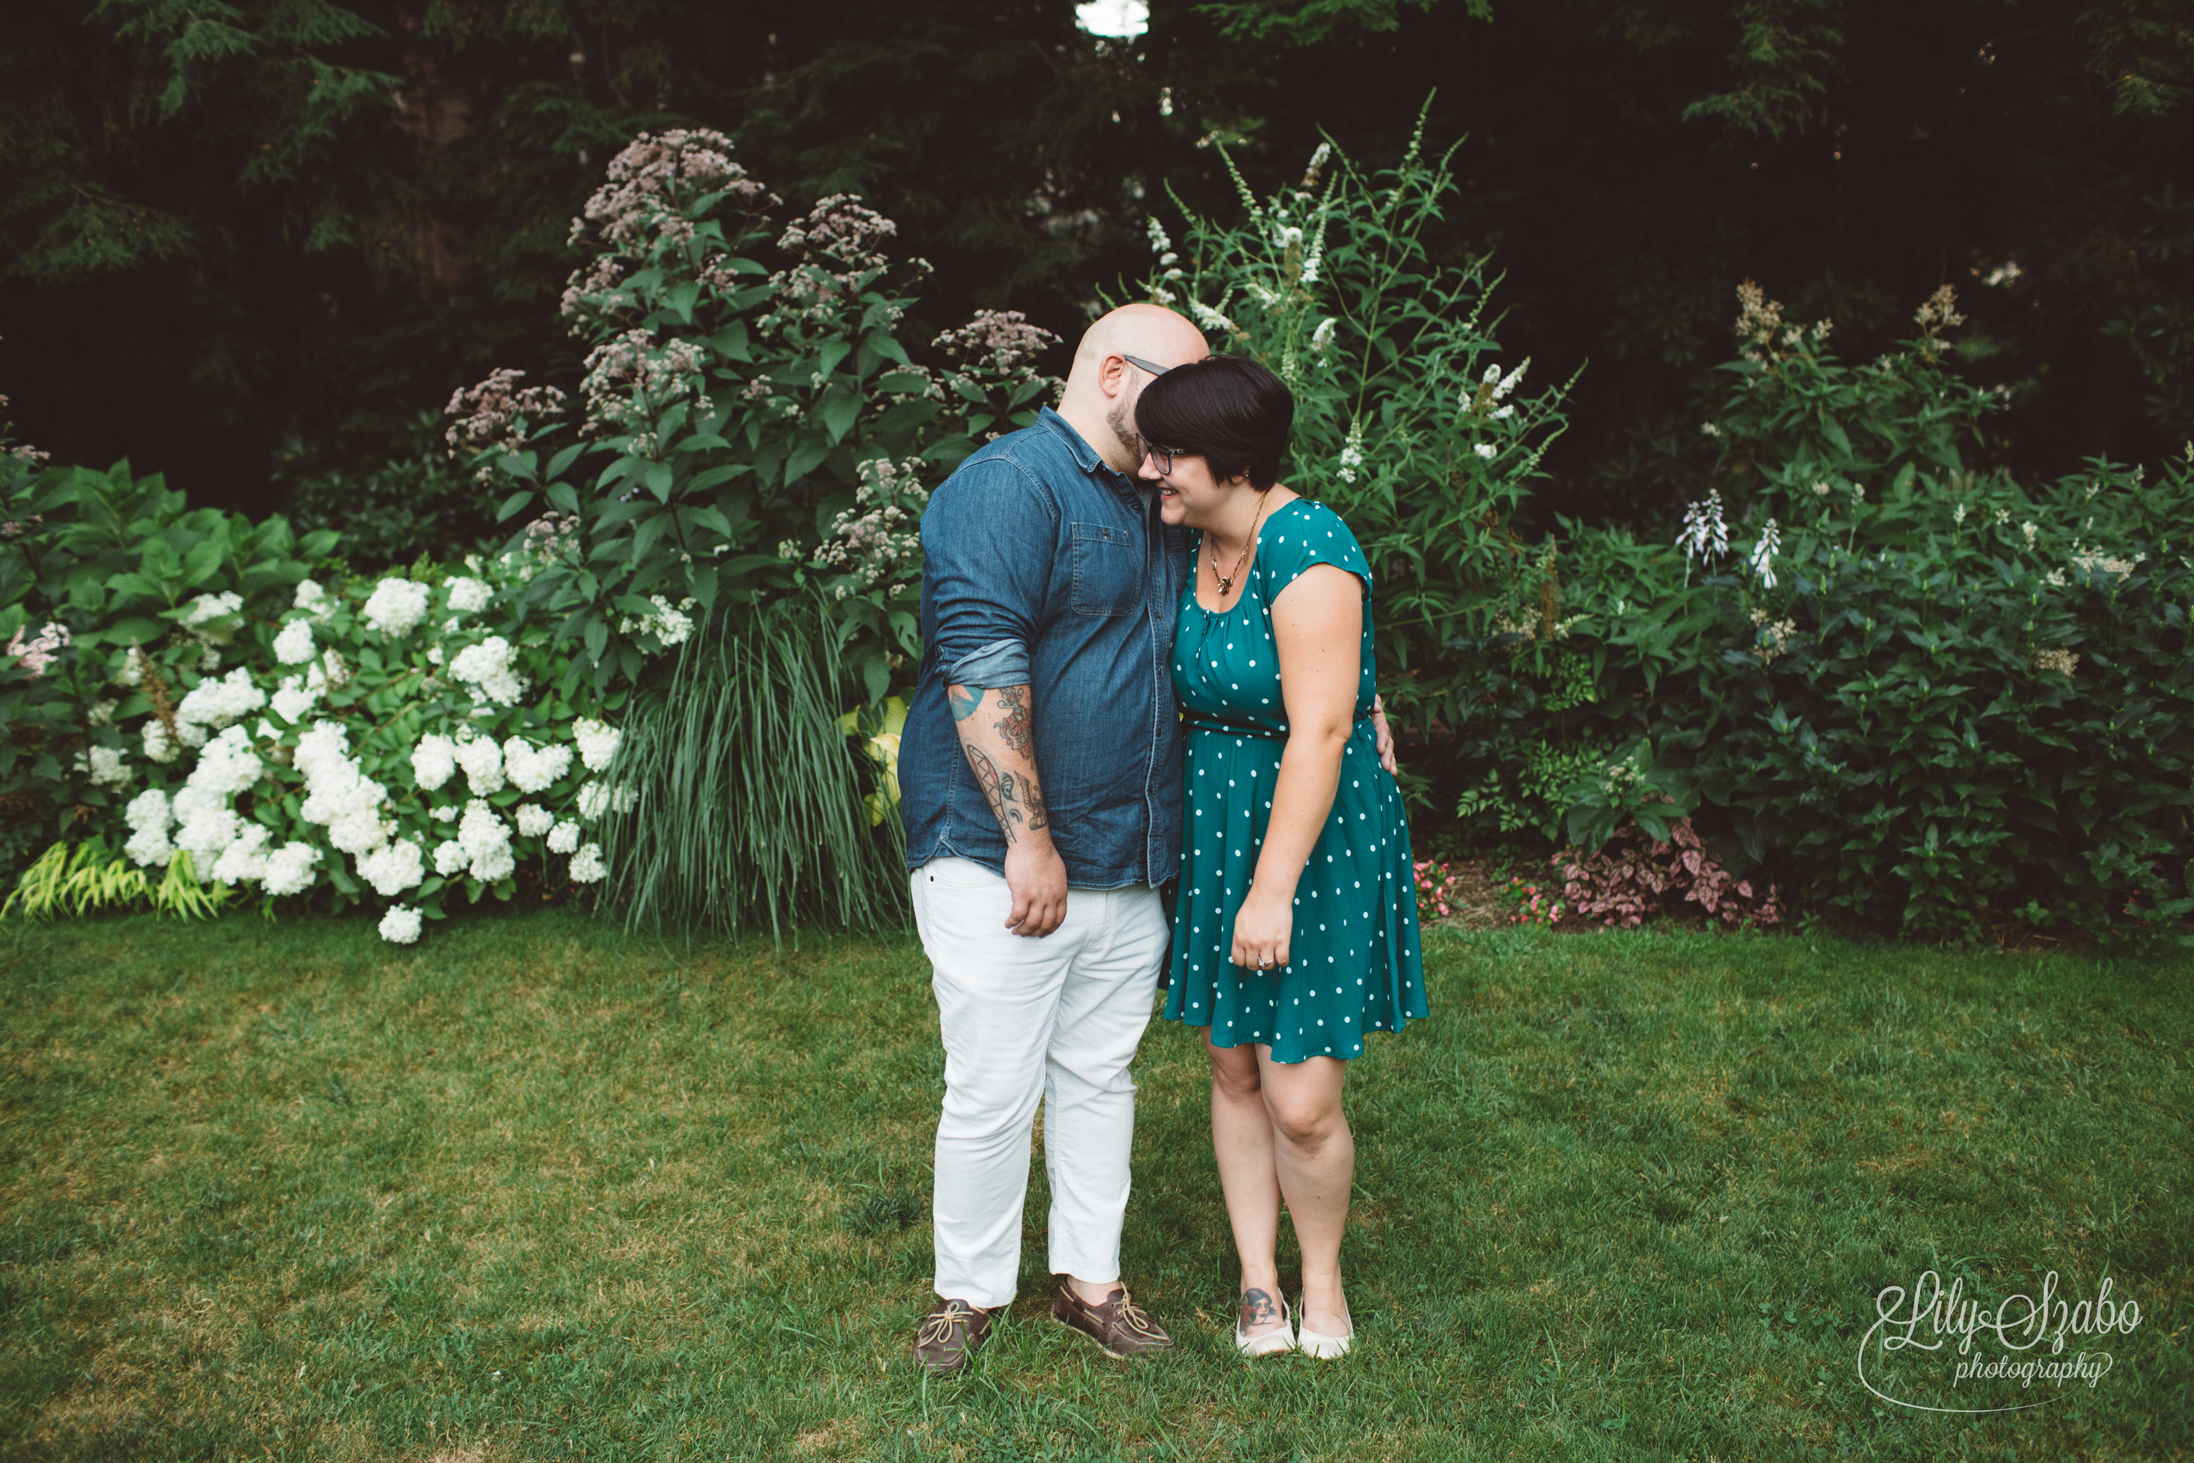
1070, 521, 1141, 617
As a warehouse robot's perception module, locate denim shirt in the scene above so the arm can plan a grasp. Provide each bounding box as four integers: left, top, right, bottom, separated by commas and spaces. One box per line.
900, 407, 1188, 888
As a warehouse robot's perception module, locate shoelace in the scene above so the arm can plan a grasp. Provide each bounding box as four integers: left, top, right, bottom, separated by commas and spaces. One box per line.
917, 1300, 980, 1347
1110, 1289, 1166, 1338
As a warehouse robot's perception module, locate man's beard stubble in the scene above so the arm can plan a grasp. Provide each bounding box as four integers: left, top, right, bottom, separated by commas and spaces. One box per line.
1106, 397, 1144, 470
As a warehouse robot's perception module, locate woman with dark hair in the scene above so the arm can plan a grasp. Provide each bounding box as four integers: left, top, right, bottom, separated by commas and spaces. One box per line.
1135, 353, 1427, 1359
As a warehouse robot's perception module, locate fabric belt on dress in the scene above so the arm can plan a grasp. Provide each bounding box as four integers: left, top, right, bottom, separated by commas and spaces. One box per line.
1180, 707, 1373, 741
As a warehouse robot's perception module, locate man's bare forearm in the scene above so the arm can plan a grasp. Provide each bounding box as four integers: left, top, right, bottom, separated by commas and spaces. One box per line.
949, 683, 1053, 846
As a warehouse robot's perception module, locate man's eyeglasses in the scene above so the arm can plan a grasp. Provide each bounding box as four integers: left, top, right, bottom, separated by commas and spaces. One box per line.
1122, 354, 1172, 376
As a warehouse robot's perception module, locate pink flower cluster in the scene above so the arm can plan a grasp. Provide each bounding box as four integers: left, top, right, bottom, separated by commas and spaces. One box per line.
580, 330, 706, 439
776, 194, 897, 268
933, 310, 1059, 387
443, 368, 568, 471
1413, 858, 1465, 923
1501, 877, 1566, 927
573, 128, 762, 255
559, 257, 633, 326
522, 513, 581, 561
1558, 817, 1781, 928
811, 456, 929, 597
7, 621, 69, 679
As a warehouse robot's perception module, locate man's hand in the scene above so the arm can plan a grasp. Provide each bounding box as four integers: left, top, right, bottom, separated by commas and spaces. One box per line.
951, 681, 1066, 935
1372, 694, 1398, 776
1004, 841, 1069, 937
1228, 884, 1294, 972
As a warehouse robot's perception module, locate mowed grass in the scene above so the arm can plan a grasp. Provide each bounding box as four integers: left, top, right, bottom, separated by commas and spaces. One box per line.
1, 911, 2189, 1462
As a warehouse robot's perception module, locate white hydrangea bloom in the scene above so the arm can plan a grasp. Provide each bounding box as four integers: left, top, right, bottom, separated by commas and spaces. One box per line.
573, 718, 621, 771
359, 838, 426, 898
123, 788, 175, 868
262, 841, 322, 897
577, 780, 611, 821
270, 677, 316, 723
176, 667, 267, 731
86, 745, 127, 786
294, 578, 328, 611
142, 720, 179, 764
189, 724, 264, 797
444, 576, 493, 614
211, 823, 273, 886
181, 591, 243, 628
568, 843, 608, 883
458, 799, 514, 882
503, 738, 573, 794
124, 823, 174, 868
514, 803, 555, 837
361, 577, 432, 636
432, 840, 469, 876
450, 636, 527, 706
454, 734, 505, 795
379, 905, 423, 944
547, 819, 581, 854
613, 782, 637, 813
171, 790, 241, 872
273, 618, 315, 665
412, 733, 458, 791
431, 804, 459, 822
1474, 444, 1497, 460
295, 720, 392, 861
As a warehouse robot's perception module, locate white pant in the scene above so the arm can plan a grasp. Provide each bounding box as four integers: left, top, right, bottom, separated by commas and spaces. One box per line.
911, 856, 1171, 1309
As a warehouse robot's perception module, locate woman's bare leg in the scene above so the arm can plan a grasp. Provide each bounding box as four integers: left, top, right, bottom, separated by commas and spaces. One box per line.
1255, 1050, 1352, 1335
1205, 1033, 1288, 1337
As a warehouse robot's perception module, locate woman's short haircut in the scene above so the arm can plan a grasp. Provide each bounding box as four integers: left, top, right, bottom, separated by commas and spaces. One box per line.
1133, 354, 1294, 491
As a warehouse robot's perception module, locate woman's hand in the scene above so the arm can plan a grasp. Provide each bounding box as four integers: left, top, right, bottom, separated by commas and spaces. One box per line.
1229, 884, 1295, 972
1371, 695, 1398, 776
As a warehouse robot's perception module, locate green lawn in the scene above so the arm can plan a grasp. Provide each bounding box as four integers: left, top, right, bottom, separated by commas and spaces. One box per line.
1, 911, 2188, 1461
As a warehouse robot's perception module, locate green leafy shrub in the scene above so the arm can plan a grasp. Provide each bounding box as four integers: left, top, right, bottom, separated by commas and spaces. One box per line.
1548, 286, 2193, 941
1, 454, 331, 883
452, 128, 1055, 705
274, 411, 504, 573
1, 446, 660, 940
1128, 107, 1577, 737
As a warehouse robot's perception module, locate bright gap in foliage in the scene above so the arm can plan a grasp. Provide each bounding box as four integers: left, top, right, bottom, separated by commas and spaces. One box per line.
1077, 0, 1149, 38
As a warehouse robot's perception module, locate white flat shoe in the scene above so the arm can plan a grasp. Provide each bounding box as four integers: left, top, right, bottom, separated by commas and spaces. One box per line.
1297, 1305, 1353, 1359
1234, 1291, 1295, 1356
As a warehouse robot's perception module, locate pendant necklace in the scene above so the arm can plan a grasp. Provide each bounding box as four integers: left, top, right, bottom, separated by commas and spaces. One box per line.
1210, 492, 1268, 601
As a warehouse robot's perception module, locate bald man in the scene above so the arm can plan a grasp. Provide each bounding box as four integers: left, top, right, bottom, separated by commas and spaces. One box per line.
901, 304, 1210, 1374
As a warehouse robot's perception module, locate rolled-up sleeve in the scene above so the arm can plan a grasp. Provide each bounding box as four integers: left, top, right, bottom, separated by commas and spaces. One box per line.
922, 457, 1057, 689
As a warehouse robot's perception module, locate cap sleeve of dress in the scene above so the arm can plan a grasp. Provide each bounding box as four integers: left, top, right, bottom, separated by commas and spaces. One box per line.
1261, 499, 1371, 603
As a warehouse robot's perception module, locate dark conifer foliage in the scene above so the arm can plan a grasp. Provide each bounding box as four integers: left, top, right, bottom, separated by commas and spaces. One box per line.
1, 0, 2186, 525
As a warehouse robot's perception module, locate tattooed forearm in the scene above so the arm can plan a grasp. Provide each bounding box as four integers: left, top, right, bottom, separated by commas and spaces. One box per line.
961, 743, 1047, 842
948, 684, 982, 722
992, 685, 1032, 754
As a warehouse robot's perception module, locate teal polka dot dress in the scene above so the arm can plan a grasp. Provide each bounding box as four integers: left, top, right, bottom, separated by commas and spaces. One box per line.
1162, 498, 1428, 1063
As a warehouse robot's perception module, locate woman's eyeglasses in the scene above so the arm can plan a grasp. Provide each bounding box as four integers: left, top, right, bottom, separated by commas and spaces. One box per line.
1145, 443, 1183, 474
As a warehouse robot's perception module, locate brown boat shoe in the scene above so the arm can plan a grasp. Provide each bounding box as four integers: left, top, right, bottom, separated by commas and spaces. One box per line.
1050, 1276, 1175, 1358
913, 1297, 997, 1376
